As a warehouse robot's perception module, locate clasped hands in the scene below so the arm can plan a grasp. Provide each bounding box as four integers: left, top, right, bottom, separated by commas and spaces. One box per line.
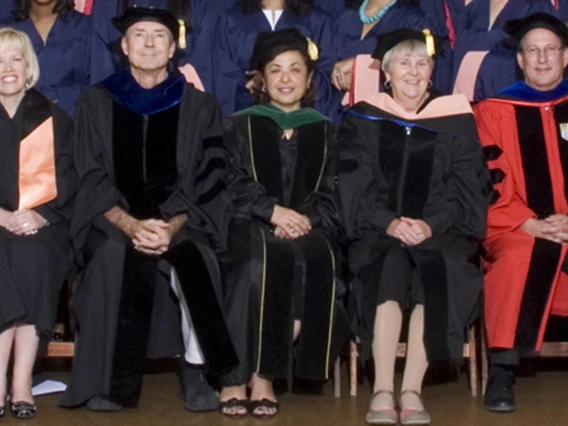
0, 208, 48, 236
127, 219, 176, 256
386, 217, 432, 246
521, 214, 568, 243
270, 205, 311, 240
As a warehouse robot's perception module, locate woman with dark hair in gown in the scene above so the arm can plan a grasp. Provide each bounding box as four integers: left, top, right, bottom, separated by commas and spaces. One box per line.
218, 28, 348, 419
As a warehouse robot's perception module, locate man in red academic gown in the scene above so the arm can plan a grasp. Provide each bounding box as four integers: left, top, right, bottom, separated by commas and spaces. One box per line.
474, 12, 568, 413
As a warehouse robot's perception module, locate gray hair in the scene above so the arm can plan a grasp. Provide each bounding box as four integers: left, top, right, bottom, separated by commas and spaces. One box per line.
381, 39, 435, 74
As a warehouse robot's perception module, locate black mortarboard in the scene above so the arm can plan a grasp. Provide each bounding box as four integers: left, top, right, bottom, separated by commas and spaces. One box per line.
112, 7, 180, 41
248, 28, 320, 71
371, 28, 442, 61
503, 12, 568, 47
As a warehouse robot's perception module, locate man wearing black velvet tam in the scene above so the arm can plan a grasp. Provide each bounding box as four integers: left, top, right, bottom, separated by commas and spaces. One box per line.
474, 12, 568, 413
59, 6, 238, 413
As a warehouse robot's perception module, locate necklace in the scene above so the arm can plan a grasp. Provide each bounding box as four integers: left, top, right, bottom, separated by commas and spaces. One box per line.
359, 0, 398, 25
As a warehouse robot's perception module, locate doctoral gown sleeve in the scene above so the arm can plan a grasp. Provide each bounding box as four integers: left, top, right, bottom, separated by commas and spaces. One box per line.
336, 113, 397, 240
70, 88, 127, 250
223, 117, 277, 223
474, 101, 536, 239
33, 107, 77, 225
298, 123, 344, 239
160, 91, 232, 251
422, 133, 492, 239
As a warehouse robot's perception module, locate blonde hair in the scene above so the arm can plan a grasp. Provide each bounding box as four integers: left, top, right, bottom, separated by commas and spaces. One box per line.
381, 39, 434, 74
0, 27, 40, 89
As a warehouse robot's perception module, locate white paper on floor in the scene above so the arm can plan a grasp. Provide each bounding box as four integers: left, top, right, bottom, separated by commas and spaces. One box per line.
32, 380, 67, 396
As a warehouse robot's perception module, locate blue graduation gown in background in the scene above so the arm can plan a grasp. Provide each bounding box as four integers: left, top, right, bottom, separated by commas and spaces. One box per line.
213, 6, 337, 118
1, 10, 91, 115
89, 0, 217, 92
0, 1, 13, 22
315, 0, 346, 19
461, 0, 557, 32
333, 5, 441, 62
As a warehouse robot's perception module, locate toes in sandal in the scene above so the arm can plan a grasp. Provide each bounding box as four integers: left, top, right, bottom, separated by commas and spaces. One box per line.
218, 398, 249, 418
366, 390, 397, 425
249, 398, 279, 419
399, 390, 430, 426
10, 401, 37, 419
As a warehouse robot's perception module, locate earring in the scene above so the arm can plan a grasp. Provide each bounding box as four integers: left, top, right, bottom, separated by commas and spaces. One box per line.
384, 80, 392, 89
261, 85, 266, 93
427, 80, 433, 89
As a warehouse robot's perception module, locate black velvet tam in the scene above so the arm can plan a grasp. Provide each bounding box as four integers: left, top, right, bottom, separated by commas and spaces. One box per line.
372, 28, 443, 61
504, 12, 568, 47
249, 28, 319, 71
112, 6, 180, 40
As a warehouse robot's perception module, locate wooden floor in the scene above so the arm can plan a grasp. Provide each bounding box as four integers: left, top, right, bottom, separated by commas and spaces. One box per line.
4, 361, 568, 425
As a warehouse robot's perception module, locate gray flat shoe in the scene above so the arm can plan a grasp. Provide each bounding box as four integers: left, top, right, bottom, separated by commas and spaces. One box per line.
365, 390, 398, 425
399, 390, 430, 425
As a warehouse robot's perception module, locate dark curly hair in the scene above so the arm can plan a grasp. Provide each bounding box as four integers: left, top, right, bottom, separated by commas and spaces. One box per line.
345, 0, 419, 8
250, 44, 317, 108
13, 0, 73, 21
120, 0, 193, 31
238, 0, 314, 16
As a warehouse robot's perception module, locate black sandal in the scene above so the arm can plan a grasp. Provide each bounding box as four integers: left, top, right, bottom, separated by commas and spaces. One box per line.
218, 398, 249, 418
0, 405, 5, 422
250, 398, 279, 419
10, 401, 36, 419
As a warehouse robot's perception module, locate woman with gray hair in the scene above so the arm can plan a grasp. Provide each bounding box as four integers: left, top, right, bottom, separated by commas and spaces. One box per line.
337, 29, 492, 425
0, 27, 76, 420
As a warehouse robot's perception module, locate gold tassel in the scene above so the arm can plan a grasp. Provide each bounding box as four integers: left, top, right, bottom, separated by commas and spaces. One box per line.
178, 19, 186, 49
423, 29, 435, 57
306, 37, 319, 61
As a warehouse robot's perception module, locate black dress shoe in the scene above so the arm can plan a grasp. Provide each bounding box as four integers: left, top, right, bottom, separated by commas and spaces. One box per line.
484, 371, 516, 412
179, 362, 218, 412
10, 401, 37, 419
87, 394, 122, 412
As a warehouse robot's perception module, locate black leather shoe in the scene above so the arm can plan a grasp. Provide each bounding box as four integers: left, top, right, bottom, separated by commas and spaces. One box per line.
179, 362, 218, 412
87, 395, 122, 412
484, 372, 516, 412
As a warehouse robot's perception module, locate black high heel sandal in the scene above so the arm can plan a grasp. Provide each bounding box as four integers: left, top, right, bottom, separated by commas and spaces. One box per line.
10, 401, 36, 419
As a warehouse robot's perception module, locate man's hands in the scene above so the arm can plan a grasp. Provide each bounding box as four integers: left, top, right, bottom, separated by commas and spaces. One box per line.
522, 215, 568, 244
271, 205, 311, 240
105, 207, 187, 256
0, 208, 48, 235
386, 217, 432, 246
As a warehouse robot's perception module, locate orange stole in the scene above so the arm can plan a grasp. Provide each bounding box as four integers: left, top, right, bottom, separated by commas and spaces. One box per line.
18, 118, 57, 210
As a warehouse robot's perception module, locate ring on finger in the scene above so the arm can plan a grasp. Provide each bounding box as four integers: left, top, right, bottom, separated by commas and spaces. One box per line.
23, 222, 28, 228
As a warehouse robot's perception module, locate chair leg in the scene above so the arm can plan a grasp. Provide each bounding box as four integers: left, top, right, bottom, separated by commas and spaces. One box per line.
334, 356, 341, 398
480, 318, 488, 395
468, 325, 478, 397
350, 340, 358, 396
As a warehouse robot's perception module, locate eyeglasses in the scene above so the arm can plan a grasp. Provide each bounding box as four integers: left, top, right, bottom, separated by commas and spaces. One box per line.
523, 45, 565, 58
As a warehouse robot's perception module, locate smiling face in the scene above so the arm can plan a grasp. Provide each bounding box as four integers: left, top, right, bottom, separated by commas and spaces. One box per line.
0, 43, 29, 100
517, 28, 568, 92
262, 50, 312, 112
384, 52, 432, 108
121, 20, 176, 74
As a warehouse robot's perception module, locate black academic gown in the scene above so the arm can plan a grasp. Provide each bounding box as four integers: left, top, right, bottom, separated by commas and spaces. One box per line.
59, 70, 237, 407
219, 113, 349, 385
337, 92, 492, 361
0, 89, 75, 335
